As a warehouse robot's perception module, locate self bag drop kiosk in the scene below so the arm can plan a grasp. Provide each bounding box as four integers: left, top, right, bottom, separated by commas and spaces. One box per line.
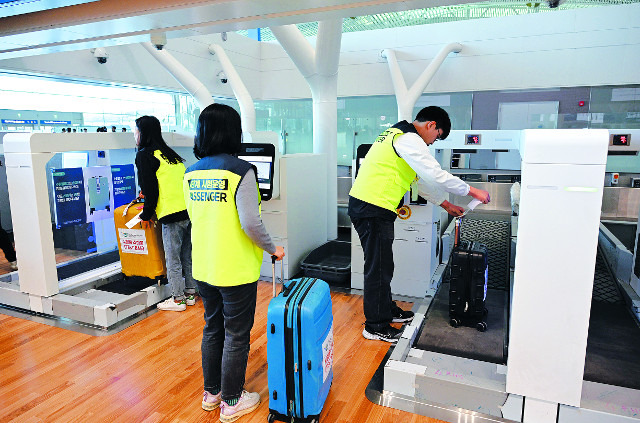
0, 131, 192, 328
238, 141, 333, 423
377, 129, 640, 423
238, 142, 276, 201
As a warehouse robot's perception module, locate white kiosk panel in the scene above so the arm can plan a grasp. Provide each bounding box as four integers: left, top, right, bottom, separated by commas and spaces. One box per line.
506, 129, 609, 407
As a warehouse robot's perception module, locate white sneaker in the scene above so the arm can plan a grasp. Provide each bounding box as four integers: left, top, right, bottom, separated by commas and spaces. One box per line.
157, 298, 186, 311
219, 391, 261, 423
9, 261, 17, 271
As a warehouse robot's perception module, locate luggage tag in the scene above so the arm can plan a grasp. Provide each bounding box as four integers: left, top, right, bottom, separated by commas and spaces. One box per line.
460, 198, 482, 217
125, 211, 143, 229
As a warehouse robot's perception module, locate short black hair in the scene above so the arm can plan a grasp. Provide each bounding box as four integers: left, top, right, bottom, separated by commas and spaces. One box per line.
193, 103, 242, 159
415, 106, 451, 139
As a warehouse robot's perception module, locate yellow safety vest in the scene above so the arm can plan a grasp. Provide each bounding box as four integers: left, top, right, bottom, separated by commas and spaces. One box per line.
349, 127, 417, 213
154, 150, 187, 219
184, 155, 263, 286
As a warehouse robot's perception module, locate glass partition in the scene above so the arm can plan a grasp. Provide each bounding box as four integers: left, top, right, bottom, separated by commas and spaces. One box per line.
43, 148, 139, 272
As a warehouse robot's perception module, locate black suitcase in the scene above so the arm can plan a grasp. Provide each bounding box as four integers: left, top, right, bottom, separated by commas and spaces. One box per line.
448, 220, 489, 332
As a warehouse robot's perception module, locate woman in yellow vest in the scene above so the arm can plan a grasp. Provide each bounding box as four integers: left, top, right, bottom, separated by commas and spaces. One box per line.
184, 104, 284, 422
134, 115, 196, 311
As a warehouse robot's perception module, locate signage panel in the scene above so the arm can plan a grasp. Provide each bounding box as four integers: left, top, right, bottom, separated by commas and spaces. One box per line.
40, 120, 71, 125
2, 119, 37, 124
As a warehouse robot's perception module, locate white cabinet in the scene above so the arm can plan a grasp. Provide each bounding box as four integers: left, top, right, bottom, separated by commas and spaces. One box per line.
259, 154, 328, 281
351, 203, 442, 298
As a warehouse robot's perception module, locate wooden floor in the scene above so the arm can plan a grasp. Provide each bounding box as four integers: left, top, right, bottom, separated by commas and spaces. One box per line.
0, 280, 446, 423
0, 246, 88, 275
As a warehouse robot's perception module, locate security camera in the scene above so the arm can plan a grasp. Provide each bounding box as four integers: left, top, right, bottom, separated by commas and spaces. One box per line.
218, 71, 228, 84
93, 47, 108, 64
150, 33, 167, 50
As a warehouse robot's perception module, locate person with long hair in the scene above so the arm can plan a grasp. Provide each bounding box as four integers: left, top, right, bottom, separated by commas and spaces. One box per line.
184, 103, 284, 422
134, 115, 196, 311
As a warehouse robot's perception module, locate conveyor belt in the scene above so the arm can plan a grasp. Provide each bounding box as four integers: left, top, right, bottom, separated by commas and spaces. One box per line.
459, 215, 511, 291
416, 215, 640, 390
602, 221, 637, 253
592, 246, 624, 304
96, 276, 161, 295
56, 250, 120, 280
585, 245, 640, 390
414, 214, 511, 364
415, 284, 507, 364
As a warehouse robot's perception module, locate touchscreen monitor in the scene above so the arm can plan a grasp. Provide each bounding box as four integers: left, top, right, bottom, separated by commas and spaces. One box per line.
238, 143, 276, 201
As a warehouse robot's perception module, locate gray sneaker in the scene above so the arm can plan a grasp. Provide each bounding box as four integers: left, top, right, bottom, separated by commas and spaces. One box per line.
202, 390, 221, 411
219, 390, 260, 422
185, 294, 197, 306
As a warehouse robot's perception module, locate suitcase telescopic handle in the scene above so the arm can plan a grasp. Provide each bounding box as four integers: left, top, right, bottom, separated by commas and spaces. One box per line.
271, 255, 284, 298
454, 216, 463, 248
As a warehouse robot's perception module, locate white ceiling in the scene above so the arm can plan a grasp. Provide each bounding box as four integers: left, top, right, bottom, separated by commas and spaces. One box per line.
0, 0, 485, 60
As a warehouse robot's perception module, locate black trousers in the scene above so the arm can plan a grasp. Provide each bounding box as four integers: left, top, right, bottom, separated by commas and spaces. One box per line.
0, 218, 16, 263
351, 216, 402, 331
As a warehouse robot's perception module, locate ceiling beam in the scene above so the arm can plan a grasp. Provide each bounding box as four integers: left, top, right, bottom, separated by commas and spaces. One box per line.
0, 0, 485, 59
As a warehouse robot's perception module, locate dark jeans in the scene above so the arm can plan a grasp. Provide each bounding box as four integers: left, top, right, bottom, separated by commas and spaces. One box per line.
351, 216, 403, 331
0, 224, 16, 263
199, 280, 257, 401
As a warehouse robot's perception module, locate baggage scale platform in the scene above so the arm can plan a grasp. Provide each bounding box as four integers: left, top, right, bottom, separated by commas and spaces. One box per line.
0, 250, 170, 335
367, 214, 640, 422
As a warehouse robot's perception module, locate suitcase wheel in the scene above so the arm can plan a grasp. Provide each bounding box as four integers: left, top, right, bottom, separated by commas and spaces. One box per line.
449, 318, 460, 328
476, 321, 487, 332
267, 413, 275, 423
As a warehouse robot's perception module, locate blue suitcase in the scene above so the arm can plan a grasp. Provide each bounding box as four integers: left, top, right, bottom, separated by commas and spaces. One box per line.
267, 258, 333, 423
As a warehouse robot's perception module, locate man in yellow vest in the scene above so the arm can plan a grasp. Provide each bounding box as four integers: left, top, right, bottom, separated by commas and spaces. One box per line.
349, 106, 490, 342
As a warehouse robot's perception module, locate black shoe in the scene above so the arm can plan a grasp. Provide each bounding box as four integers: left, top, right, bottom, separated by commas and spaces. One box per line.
392, 308, 414, 323
362, 325, 403, 343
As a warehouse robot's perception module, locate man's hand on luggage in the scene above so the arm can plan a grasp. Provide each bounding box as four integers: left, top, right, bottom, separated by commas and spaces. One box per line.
140, 219, 153, 229
273, 246, 285, 261
440, 200, 465, 217
468, 187, 491, 204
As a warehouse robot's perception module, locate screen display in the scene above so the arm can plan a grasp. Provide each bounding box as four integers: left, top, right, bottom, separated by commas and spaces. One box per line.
465, 134, 481, 145
239, 155, 272, 189
612, 134, 630, 146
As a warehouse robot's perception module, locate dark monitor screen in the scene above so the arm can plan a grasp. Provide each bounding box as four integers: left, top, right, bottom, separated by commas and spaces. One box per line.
238, 143, 276, 201
465, 134, 481, 145
612, 134, 631, 146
